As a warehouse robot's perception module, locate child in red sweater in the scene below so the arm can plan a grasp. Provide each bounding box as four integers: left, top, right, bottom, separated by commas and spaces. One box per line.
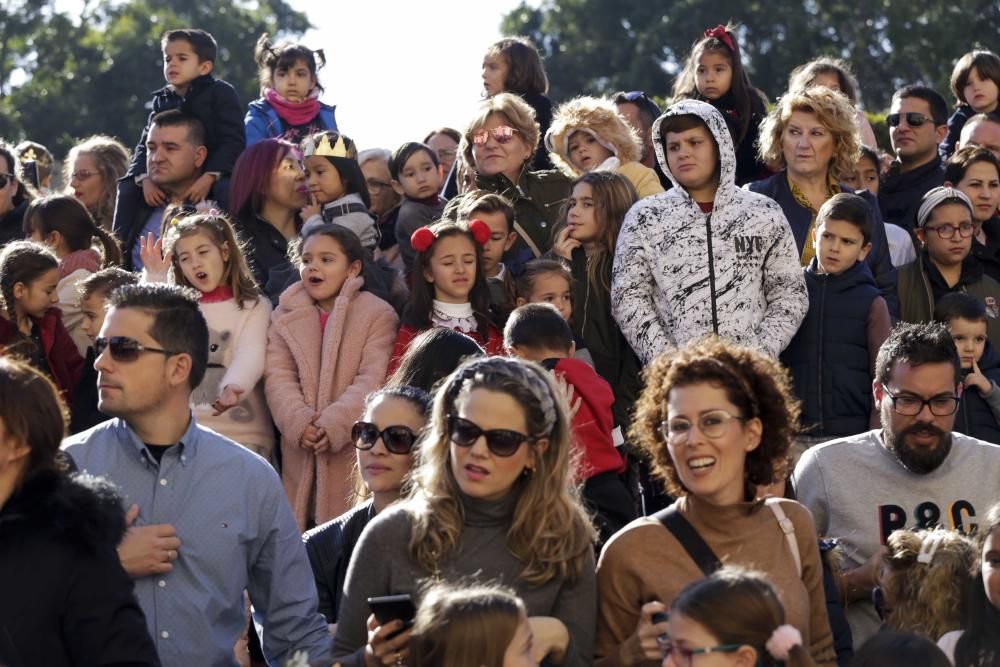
504, 302, 635, 545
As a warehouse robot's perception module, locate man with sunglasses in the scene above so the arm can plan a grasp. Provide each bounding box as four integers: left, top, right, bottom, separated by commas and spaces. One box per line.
880, 85, 949, 233
62, 283, 332, 667
793, 322, 1000, 650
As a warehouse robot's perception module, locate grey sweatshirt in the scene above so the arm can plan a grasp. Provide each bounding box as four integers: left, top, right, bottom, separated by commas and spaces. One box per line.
332, 491, 597, 666
793, 428, 1000, 648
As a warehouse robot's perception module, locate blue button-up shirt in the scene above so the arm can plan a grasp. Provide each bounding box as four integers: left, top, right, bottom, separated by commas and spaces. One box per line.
62, 416, 332, 667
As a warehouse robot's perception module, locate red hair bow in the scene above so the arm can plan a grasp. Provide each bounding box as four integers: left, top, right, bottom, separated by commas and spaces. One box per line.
704, 25, 736, 53
410, 227, 436, 253
467, 218, 491, 247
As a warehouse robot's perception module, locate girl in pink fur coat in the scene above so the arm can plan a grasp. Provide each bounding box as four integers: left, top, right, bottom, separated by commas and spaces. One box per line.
265, 223, 399, 529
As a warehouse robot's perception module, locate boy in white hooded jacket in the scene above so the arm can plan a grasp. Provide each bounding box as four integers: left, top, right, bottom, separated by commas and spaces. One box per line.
611, 100, 807, 362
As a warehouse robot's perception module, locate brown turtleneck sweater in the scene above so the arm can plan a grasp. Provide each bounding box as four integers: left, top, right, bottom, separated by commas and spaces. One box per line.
594, 494, 836, 666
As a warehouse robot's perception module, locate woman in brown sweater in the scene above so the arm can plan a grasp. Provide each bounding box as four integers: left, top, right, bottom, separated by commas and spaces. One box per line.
594, 337, 837, 666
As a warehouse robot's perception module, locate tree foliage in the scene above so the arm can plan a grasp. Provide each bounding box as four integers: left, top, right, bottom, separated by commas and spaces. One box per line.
501, 0, 998, 113
0, 0, 309, 158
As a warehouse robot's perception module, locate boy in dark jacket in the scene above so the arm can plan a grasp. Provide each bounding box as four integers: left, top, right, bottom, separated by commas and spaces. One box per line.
782, 193, 892, 441
69, 268, 138, 434
934, 292, 1000, 442
114, 28, 244, 232
504, 303, 635, 545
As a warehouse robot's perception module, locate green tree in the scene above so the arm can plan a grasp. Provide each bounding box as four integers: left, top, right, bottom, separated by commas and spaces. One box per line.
0, 0, 309, 158
502, 0, 997, 112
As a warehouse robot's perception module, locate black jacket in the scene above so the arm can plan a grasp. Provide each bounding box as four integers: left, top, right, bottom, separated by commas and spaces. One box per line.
748, 172, 899, 318
974, 216, 1000, 284
940, 104, 976, 160
70, 347, 107, 434
0, 199, 28, 249
127, 74, 245, 178
302, 500, 376, 623
955, 342, 1000, 444
521, 92, 554, 171
0, 471, 160, 667
568, 247, 642, 430
233, 214, 299, 303
879, 156, 946, 233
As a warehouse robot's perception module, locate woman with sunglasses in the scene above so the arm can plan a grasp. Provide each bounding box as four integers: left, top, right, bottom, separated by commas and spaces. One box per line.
303, 385, 431, 633
750, 86, 897, 314
333, 356, 596, 667
898, 187, 1000, 344
594, 337, 837, 667
0, 140, 37, 249
443, 93, 572, 273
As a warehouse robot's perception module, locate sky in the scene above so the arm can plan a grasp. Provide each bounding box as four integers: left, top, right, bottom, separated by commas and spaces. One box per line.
288, 0, 524, 150
47, 0, 529, 151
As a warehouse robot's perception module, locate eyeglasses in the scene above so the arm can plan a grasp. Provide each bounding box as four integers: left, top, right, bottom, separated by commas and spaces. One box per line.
923, 222, 975, 239
887, 112, 937, 128
881, 385, 960, 416
366, 179, 391, 194
659, 639, 741, 667
447, 415, 533, 457
71, 170, 98, 181
435, 148, 457, 160
95, 336, 179, 363
471, 126, 520, 146
660, 410, 747, 443
351, 421, 419, 454
0, 173, 15, 187
872, 586, 892, 621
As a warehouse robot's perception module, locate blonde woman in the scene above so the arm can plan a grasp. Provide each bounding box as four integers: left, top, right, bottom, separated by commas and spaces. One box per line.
749, 85, 897, 310
443, 92, 571, 270
63, 136, 130, 231
332, 356, 596, 667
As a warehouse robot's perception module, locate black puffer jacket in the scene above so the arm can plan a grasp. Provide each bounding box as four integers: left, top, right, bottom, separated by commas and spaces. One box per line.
0, 471, 160, 667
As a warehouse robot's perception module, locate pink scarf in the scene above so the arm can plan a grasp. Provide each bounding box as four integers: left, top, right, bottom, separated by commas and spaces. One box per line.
265, 88, 321, 126
59, 249, 101, 279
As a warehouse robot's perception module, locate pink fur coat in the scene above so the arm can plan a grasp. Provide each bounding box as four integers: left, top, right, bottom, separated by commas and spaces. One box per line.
265, 276, 398, 529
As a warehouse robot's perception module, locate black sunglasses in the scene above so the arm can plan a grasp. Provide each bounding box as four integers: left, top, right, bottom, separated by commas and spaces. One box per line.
447, 415, 533, 457
887, 112, 937, 128
0, 173, 15, 187
95, 336, 179, 363
351, 421, 419, 455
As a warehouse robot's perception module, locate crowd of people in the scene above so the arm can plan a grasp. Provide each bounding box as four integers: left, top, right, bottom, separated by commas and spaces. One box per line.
1, 21, 999, 667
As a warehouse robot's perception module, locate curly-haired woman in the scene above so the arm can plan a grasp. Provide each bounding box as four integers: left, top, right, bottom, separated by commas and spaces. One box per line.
594, 337, 836, 667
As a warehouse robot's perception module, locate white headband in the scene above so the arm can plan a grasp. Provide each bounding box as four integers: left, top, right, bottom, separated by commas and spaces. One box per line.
916, 186, 973, 228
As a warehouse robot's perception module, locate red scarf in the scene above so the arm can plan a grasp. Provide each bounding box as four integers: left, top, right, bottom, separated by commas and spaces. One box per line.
199, 285, 234, 303
59, 249, 101, 279
265, 88, 321, 127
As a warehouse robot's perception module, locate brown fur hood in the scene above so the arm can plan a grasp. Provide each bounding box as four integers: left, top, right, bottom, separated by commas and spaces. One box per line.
544, 96, 642, 178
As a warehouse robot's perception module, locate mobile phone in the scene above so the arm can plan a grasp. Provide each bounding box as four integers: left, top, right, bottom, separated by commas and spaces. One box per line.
651, 611, 669, 625
368, 593, 416, 629
21, 160, 38, 189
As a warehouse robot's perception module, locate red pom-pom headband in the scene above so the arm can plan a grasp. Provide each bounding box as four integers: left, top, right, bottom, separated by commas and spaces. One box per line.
704, 25, 736, 53
410, 219, 492, 253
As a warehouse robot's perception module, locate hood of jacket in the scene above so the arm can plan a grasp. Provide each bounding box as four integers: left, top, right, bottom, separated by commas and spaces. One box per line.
544, 96, 642, 178
652, 99, 737, 210
0, 470, 126, 555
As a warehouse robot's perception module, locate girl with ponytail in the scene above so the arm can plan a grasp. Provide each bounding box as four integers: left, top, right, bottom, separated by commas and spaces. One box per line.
23, 194, 123, 354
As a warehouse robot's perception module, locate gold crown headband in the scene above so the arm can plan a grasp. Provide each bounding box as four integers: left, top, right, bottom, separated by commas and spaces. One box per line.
303, 134, 351, 158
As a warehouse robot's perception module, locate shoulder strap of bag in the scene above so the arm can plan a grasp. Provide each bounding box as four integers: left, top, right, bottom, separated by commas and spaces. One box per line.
766, 498, 802, 576
653, 505, 721, 576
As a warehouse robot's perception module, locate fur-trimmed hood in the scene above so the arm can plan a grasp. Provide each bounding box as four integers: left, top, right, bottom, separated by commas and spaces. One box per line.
544, 96, 642, 178
0, 470, 126, 555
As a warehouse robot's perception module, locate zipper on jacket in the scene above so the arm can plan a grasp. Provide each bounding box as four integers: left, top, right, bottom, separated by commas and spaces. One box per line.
817, 275, 826, 434
705, 213, 719, 333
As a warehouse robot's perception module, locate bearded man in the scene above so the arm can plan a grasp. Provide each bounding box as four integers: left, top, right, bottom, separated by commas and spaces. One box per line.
793, 321, 1000, 648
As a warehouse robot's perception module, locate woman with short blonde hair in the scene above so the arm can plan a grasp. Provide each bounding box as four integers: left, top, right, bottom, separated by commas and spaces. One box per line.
749, 86, 895, 309
444, 92, 571, 268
